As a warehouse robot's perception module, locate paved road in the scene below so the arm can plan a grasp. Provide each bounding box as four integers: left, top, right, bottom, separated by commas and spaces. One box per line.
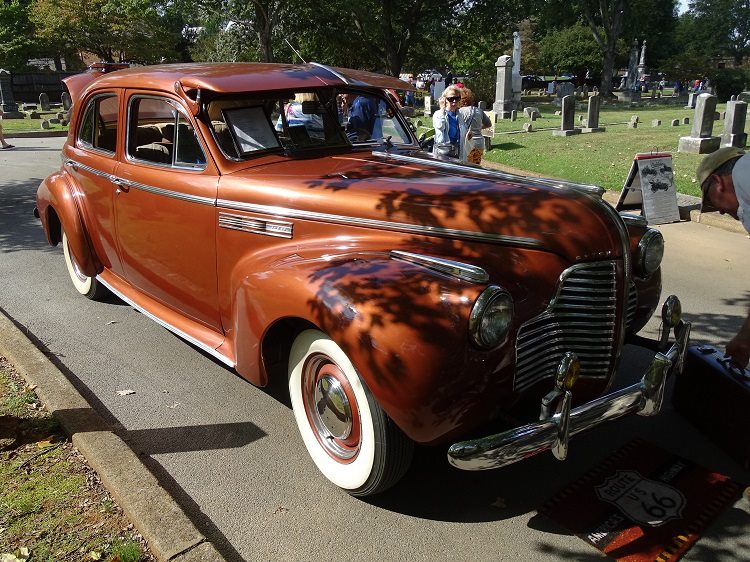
1, 137, 749, 561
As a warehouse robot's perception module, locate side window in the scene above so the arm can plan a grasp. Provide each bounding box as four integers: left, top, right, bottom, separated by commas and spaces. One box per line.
174, 115, 206, 168
77, 94, 118, 153
127, 97, 205, 169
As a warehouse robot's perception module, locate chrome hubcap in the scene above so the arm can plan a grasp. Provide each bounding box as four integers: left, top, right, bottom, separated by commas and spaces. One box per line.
302, 354, 361, 462
314, 375, 352, 440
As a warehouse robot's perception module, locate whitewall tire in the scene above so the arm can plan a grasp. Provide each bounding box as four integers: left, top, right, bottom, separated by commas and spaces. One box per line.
62, 230, 106, 300
288, 329, 413, 496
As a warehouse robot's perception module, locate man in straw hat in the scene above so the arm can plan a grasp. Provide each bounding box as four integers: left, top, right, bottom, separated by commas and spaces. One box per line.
696, 146, 750, 368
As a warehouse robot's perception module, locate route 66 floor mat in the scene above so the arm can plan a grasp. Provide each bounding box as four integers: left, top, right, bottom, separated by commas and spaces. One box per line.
537, 439, 744, 561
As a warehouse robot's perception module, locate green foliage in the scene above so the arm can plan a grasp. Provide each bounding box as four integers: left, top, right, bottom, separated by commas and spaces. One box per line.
713, 67, 750, 101
689, 0, 750, 65
0, 1, 38, 71
538, 23, 602, 78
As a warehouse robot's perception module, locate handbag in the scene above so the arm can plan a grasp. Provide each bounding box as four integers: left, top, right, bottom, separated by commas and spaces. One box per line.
436, 142, 458, 158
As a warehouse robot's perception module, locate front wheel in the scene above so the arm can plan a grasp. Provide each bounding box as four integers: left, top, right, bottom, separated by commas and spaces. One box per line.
288, 329, 413, 496
62, 230, 107, 300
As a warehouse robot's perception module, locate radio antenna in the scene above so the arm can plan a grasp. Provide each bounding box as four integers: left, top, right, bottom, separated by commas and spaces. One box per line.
285, 39, 307, 63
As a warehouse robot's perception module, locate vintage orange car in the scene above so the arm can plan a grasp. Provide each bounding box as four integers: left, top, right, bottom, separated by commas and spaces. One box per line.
36, 62, 690, 496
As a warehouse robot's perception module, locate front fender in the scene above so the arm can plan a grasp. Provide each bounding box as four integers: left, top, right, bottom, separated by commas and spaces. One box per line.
229, 251, 509, 444
37, 172, 98, 277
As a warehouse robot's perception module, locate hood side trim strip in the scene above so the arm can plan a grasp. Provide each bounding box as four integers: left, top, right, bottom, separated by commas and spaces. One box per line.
216, 199, 544, 249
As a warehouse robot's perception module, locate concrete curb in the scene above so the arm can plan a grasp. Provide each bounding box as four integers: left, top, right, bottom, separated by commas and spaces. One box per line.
0, 309, 227, 562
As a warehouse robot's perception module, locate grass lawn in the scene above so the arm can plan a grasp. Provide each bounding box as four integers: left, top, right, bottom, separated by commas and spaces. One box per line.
2, 115, 68, 134
416, 100, 748, 198
0, 358, 151, 561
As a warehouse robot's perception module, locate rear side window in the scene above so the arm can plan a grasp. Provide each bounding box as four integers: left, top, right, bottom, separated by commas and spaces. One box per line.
78, 94, 118, 153
127, 96, 206, 169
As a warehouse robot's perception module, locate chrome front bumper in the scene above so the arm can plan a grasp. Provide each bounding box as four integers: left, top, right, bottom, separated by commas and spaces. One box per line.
447, 297, 691, 471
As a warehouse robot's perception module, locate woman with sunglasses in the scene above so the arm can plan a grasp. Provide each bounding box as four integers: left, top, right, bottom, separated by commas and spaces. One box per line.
432, 85, 463, 159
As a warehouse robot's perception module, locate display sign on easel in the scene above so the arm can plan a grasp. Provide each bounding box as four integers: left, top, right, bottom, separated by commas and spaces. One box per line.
615, 152, 680, 225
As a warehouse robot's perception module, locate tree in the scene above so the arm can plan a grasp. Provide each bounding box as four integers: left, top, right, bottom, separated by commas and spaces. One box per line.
0, 0, 37, 71
688, 0, 750, 65
538, 23, 602, 84
576, 0, 625, 97
31, 0, 185, 63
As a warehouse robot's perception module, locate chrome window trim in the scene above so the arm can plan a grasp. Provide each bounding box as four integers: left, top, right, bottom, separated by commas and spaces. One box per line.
390, 250, 489, 283
96, 276, 234, 368
372, 151, 606, 197
216, 199, 544, 248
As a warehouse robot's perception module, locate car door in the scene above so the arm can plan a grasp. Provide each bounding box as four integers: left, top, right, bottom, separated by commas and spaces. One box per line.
114, 92, 222, 332
63, 91, 124, 274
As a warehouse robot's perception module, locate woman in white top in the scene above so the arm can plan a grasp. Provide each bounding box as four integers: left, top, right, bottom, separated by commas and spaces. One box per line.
458, 87, 492, 164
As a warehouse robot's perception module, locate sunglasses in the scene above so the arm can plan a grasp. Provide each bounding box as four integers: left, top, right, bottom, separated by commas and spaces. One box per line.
446, 96, 461, 102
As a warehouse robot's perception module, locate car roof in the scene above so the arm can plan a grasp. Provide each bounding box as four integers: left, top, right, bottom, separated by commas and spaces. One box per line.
65, 62, 414, 104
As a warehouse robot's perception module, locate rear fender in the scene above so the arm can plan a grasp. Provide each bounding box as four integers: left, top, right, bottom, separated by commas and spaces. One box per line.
37, 172, 99, 277
230, 251, 489, 442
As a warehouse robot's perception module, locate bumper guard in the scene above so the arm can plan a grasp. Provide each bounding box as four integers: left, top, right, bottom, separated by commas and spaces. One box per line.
447, 296, 691, 470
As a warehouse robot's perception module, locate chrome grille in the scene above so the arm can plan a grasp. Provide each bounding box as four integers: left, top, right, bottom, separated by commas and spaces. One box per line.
625, 281, 638, 330
514, 261, 618, 392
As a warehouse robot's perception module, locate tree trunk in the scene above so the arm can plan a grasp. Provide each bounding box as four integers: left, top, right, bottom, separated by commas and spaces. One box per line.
600, 47, 615, 97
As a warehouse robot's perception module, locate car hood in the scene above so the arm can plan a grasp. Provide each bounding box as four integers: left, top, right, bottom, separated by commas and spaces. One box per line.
218, 151, 625, 262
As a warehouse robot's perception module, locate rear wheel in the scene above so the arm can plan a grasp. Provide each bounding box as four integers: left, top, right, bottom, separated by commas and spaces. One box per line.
288, 329, 413, 496
62, 230, 107, 300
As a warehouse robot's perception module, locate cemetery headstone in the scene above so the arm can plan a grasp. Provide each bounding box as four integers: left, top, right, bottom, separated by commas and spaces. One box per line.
721, 100, 748, 148
41, 120, 50, 129
511, 31, 522, 108
61, 91, 72, 111
0, 69, 20, 115
523, 122, 533, 132
682, 117, 690, 125
424, 95, 432, 116
581, 94, 604, 133
685, 93, 697, 109
671, 119, 679, 126
510, 110, 517, 122
678, 93, 721, 153
39, 92, 50, 111
552, 95, 581, 136
492, 55, 514, 119
652, 119, 661, 127
523, 107, 540, 119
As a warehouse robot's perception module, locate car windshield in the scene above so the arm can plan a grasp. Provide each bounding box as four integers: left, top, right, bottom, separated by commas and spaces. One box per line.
206, 88, 413, 159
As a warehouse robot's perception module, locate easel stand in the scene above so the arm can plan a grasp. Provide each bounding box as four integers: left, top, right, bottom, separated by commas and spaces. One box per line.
616, 152, 680, 224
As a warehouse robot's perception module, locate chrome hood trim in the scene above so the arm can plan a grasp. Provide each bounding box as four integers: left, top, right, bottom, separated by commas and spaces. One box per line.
390, 250, 489, 283
372, 151, 606, 197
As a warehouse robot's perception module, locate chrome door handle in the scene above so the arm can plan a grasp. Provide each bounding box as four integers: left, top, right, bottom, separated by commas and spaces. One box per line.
65, 160, 78, 171
111, 177, 129, 192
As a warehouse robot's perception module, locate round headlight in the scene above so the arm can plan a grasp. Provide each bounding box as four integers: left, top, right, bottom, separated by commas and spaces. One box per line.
636, 229, 664, 277
469, 286, 513, 349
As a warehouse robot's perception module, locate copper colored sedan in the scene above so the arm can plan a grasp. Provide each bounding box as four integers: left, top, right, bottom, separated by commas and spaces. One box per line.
36, 62, 690, 496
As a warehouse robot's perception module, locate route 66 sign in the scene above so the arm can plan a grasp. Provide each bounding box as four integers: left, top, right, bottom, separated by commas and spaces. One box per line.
595, 470, 686, 527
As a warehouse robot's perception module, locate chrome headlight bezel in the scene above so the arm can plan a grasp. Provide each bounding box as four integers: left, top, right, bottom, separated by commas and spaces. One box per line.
469, 286, 514, 349
635, 229, 664, 278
